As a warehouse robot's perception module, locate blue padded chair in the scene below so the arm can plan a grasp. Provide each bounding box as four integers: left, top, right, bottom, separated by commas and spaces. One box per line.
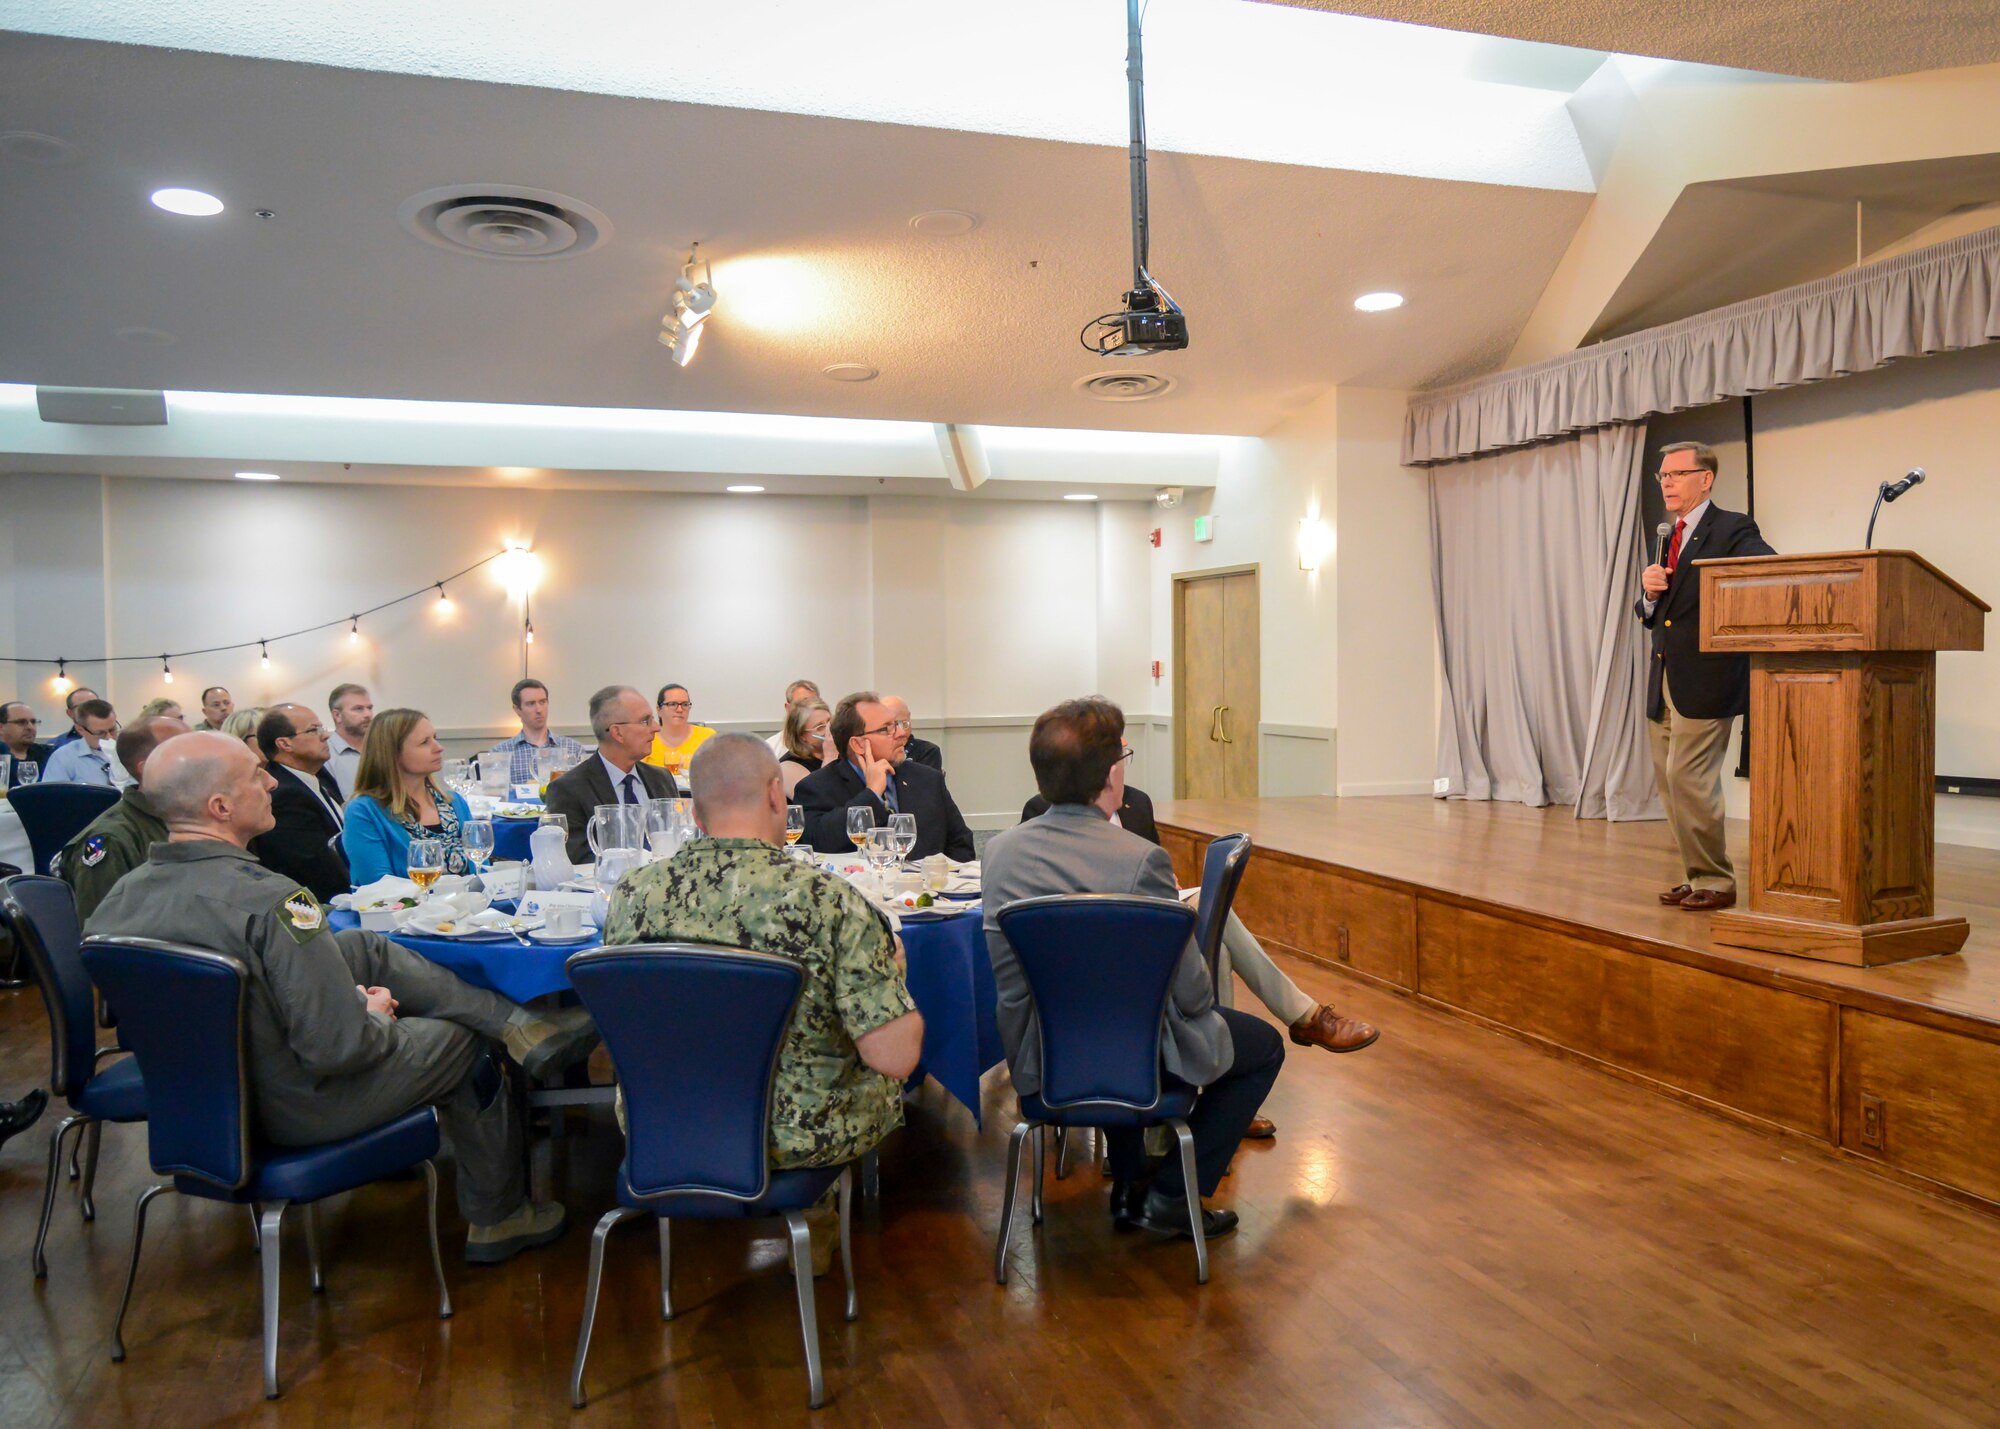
0, 874, 146, 1278
992, 894, 1212, 1284
9, 782, 120, 876
80, 936, 452, 1400
565, 944, 858, 1411
1194, 833, 1254, 987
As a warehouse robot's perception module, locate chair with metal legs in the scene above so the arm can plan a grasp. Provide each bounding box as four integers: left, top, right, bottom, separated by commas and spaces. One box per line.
565, 943, 861, 1411
0, 875, 146, 1278
81, 936, 452, 1400
991, 894, 1213, 1285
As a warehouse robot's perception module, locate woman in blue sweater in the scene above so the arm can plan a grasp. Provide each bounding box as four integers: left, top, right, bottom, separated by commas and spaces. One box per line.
341, 707, 474, 885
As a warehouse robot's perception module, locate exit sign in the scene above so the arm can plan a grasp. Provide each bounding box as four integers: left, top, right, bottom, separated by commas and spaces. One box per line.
1193, 514, 1214, 543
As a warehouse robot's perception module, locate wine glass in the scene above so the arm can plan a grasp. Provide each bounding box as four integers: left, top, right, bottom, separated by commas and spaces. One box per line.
863, 827, 898, 890
463, 819, 495, 876
407, 837, 444, 893
846, 805, 875, 852
889, 812, 917, 863
786, 805, 805, 846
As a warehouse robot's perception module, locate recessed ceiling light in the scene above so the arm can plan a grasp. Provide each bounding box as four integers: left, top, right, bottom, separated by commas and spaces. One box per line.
1354, 291, 1404, 312
909, 209, 979, 238
822, 363, 879, 383
725, 484, 765, 494
233, 470, 281, 481
1063, 493, 1098, 502
151, 187, 225, 217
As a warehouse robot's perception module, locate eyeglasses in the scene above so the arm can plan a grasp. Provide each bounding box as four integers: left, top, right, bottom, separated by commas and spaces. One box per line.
659, 700, 693, 712
1116, 745, 1135, 763
1653, 468, 1708, 484
289, 724, 325, 738
613, 714, 662, 729
1, 714, 34, 725
860, 719, 911, 736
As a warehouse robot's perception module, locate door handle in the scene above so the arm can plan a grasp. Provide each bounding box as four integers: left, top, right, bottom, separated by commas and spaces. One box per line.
1209, 705, 1225, 742
1217, 706, 1233, 744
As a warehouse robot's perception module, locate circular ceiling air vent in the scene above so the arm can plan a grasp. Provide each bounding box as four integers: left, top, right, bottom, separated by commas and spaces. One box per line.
822, 363, 880, 383
0, 130, 78, 165
397, 184, 612, 260
909, 209, 978, 238
1074, 371, 1175, 403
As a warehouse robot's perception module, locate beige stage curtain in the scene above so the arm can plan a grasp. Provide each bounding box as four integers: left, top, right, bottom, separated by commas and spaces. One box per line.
1430, 421, 1659, 821
1403, 224, 2000, 465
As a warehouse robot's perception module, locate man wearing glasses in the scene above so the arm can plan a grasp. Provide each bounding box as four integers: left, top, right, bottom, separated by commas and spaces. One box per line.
1, 702, 54, 791
544, 686, 677, 864
1635, 441, 1774, 912
41, 699, 128, 787
797, 691, 975, 860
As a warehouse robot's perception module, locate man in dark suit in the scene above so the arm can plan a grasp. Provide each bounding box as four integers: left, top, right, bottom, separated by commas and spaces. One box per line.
1, 701, 55, 788
797, 692, 975, 860
1021, 784, 1157, 842
543, 686, 677, 864
250, 704, 352, 900
1636, 441, 1776, 912
882, 695, 943, 773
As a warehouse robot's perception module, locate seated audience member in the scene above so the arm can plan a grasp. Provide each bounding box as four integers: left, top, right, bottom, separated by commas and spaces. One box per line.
54, 715, 191, 921
605, 733, 922, 1271
89, 732, 590, 1262
42, 700, 126, 786
985, 697, 1285, 1238
223, 707, 265, 760
483, 678, 587, 785
137, 697, 184, 722
2, 701, 55, 790
544, 686, 676, 865
642, 683, 714, 778
778, 697, 833, 798
882, 694, 943, 773
764, 678, 822, 754
194, 685, 234, 732
325, 683, 373, 800
0, 1087, 47, 1149
797, 692, 975, 859
342, 708, 476, 884
47, 687, 99, 751
1021, 782, 1378, 1140
251, 704, 350, 900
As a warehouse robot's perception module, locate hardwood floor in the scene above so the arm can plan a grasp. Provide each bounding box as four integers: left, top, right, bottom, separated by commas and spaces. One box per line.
8, 938, 2000, 1425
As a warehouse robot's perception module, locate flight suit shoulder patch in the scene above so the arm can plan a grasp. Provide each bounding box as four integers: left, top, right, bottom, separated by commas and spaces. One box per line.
80, 836, 108, 868
279, 889, 324, 943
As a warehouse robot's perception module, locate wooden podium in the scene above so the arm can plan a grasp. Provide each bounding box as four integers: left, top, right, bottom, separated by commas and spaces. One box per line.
1695, 550, 1988, 965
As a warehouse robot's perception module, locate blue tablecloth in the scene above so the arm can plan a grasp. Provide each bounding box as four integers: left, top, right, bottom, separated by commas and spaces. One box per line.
327, 903, 1003, 1121
492, 817, 538, 862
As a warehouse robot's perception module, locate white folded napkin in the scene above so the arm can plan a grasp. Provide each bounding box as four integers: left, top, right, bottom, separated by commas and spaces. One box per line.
346, 876, 422, 911
400, 890, 493, 933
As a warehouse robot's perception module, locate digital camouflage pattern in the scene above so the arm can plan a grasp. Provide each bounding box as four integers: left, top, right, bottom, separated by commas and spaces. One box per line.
604, 836, 915, 1169
54, 786, 169, 923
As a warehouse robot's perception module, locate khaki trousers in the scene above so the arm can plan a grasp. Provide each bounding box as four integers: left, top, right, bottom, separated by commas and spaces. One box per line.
1647, 680, 1736, 894
1179, 893, 1318, 1027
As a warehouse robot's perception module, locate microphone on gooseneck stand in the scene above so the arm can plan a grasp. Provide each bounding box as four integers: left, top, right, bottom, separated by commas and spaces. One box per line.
1866, 467, 1927, 547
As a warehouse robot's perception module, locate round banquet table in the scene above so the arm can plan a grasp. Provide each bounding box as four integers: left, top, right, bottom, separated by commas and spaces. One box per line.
491, 816, 538, 862
325, 902, 1003, 1122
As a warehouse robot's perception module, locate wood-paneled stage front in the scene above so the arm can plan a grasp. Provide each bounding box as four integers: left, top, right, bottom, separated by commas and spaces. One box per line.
1156, 795, 2000, 1215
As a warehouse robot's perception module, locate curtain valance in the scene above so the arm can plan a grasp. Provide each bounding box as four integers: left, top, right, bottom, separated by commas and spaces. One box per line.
1404, 223, 2000, 466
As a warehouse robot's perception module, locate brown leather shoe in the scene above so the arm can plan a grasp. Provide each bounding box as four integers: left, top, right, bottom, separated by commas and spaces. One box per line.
1244, 1115, 1277, 1140
1290, 1005, 1380, 1053
1659, 884, 1693, 905
1679, 888, 1736, 911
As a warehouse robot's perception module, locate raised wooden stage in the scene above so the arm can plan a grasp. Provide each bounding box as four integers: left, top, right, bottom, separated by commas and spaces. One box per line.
1155, 796, 2000, 1214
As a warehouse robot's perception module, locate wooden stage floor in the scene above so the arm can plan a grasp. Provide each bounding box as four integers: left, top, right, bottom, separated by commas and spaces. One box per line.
1154, 795, 2000, 1214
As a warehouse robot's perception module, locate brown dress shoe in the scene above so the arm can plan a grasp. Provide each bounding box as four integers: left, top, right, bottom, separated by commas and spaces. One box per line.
1679, 888, 1736, 911
1244, 1115, 1277, 1140
1290, 1005, 1380, 1053
1659, 884, 1693, 905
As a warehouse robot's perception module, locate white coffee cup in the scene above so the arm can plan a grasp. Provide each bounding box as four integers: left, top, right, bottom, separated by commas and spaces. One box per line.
546, 905, 584, 937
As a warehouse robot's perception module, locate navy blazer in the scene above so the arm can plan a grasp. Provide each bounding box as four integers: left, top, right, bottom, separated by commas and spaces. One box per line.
1020, 785, 1158, 846
1635, 504, 1775, 721
252, 763, 351, 900
796, 757, 976, 861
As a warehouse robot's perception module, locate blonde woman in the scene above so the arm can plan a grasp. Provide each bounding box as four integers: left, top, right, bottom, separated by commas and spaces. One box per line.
778, 697, 833, 798
137, 697, 183, 722
222, 707, 264, 762
341, 707, 474, 884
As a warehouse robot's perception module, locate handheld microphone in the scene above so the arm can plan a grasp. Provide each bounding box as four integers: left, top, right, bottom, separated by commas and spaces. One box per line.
1655, 521, 1673, 566
1882, 467, 1926, 503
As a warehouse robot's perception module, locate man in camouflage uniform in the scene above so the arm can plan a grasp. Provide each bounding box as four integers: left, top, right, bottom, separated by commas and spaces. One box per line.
88, 733, 596, 1264
605, 734, 923, 1268
55, 715, 188, 921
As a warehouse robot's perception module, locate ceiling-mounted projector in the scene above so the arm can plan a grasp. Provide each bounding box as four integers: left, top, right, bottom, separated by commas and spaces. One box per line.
1081, 0, 1189, 358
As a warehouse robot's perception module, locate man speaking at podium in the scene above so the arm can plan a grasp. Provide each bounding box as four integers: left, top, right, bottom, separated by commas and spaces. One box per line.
1636, 442, 1774, 912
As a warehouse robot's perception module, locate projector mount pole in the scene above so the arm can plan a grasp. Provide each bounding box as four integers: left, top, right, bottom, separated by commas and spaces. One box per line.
1126, 0, 1150, 296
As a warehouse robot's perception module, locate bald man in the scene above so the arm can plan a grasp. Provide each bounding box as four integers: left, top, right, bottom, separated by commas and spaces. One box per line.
88, 733, 593, 1263
55, 715, 190, 922
881, 695, 943, 773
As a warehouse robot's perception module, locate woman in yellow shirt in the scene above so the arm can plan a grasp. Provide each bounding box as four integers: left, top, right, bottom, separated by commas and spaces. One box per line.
643, 682, 715, 779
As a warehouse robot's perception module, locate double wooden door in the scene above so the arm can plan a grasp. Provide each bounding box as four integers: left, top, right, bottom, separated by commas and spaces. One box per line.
1174, 567, 1260, 799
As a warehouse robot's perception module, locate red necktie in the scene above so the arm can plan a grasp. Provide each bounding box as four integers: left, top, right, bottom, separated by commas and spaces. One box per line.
1665, 517, 1685, 577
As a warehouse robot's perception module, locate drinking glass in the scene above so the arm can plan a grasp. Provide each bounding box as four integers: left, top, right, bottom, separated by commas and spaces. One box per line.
645, 797, 684, 859
786, 805, 806, 846
889, 812, 917, 862
846, 805, 875, 851
15, 760, 38, 787
863, 828, 899, 890
538, 811, 569, 836
463, 819, 495, 874
407, 837, 444, 892
479, 758, 510, 797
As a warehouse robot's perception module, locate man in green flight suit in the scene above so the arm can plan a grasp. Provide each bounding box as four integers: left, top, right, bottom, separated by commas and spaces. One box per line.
88, 732, 597, 1264
604, 733, 924, 1271
55, 715, 189, 921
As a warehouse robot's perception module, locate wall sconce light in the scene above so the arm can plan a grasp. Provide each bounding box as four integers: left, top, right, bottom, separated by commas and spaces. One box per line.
1297, 517, 1333, 572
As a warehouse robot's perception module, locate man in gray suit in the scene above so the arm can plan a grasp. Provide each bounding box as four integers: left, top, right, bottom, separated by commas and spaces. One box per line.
984, 697, 1285, 1239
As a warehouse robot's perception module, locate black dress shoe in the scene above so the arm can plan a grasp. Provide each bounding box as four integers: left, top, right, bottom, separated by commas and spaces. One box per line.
1110, 1179, 1150, 1230
0, 1088, 48, 1149
1132, 1188, 1238, 1239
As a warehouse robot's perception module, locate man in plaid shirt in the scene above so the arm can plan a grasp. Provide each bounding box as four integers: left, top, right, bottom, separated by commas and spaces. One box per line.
481, 679, 587, 785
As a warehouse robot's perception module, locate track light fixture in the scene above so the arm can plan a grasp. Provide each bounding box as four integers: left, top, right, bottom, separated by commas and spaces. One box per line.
660, 243, 717, 368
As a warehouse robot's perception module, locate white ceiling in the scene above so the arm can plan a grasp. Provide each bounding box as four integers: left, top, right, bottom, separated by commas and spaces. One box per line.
0, 32, 1592, 436
1260, 0, 2000, 82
